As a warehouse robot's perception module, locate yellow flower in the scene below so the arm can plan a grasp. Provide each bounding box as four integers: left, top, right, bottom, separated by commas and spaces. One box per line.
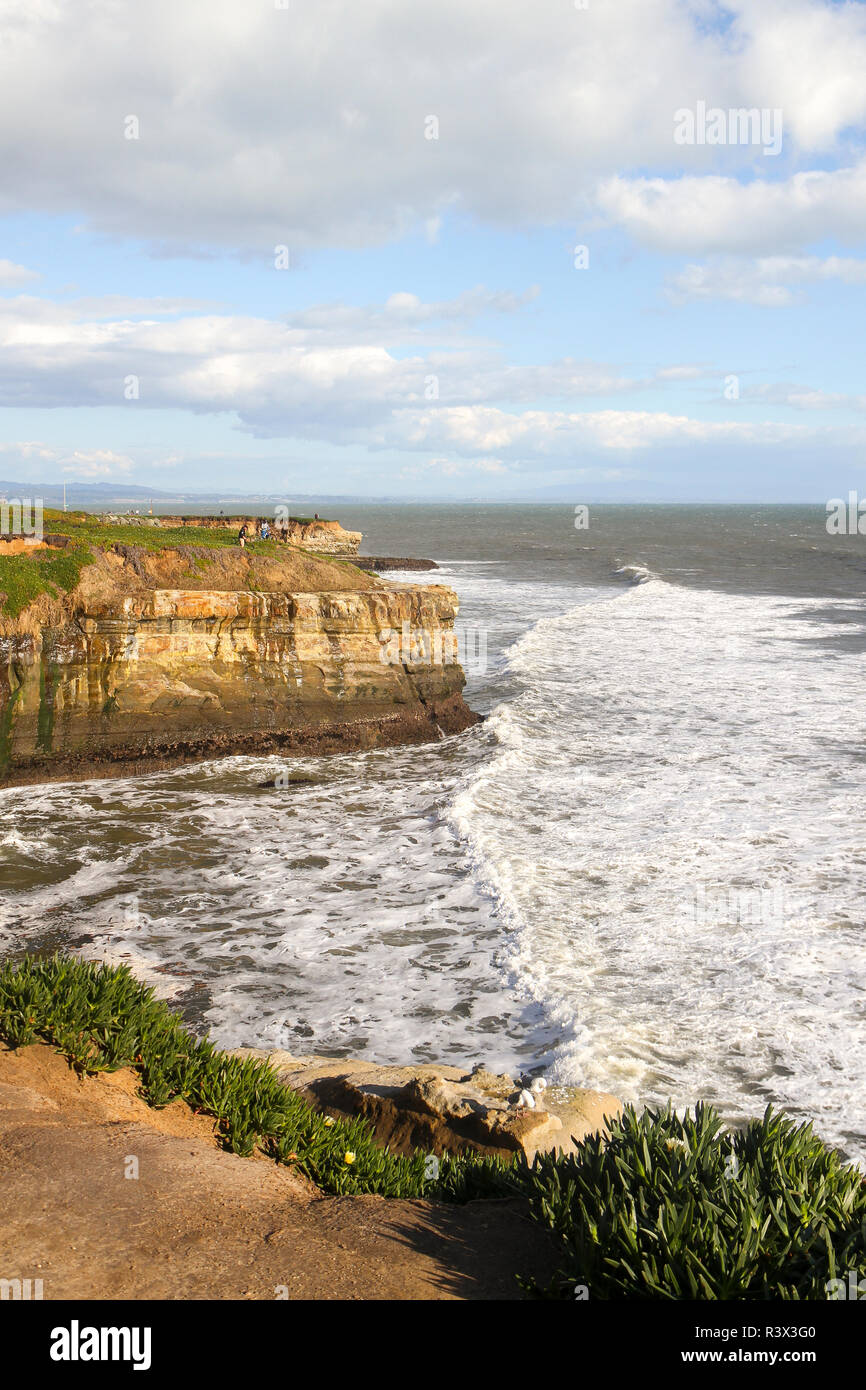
324, 1116, 335, 1127
344, 1151, 356, 1165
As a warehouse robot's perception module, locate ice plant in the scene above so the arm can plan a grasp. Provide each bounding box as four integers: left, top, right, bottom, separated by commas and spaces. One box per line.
2, 953, 865, 1299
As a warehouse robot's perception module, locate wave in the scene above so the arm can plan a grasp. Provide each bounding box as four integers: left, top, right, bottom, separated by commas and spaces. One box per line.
3, 554, 864, 1160
613, 561, 656, 585
449, 578, 866, 1160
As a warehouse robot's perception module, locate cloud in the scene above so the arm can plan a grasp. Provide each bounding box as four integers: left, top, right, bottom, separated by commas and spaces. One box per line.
283, 286, 540, 345
0, 290, 650, 430
400, 455, 510, 479
383, 405, 852, 460
597, 163, 866, 256
1, 1, 865, 254
0, 259, 39, 287
743, 383, 866, 412
654, 364, 708, 381
1, 289, 863, 470
667, 254, 866, 306
60, 450, 134, 478
0, 442, 134, 478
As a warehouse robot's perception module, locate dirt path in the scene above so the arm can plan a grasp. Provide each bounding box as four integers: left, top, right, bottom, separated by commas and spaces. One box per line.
0, 1043, 559, 1300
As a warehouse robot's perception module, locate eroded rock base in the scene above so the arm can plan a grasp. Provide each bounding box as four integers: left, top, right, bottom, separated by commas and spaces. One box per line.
238, 1051, 623, 1161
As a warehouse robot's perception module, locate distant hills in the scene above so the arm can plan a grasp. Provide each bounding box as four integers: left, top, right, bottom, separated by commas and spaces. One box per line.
0, 480, 393, 512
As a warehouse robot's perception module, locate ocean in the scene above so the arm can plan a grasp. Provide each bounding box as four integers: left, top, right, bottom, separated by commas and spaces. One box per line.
1, 503, 865, 1161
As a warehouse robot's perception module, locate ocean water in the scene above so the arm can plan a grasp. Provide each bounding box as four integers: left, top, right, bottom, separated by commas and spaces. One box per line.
1, 504, 865, 1160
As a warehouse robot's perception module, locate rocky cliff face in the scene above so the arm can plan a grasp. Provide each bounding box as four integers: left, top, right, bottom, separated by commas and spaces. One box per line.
0, 579, 479, 786
281, 519, 362, 555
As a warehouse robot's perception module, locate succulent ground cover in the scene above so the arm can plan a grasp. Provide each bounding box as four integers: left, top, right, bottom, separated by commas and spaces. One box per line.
1, 952, 863, 1298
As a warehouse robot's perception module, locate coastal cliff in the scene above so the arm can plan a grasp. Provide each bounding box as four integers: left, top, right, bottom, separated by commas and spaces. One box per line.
0, 530, 478, 786
99, 514, 363, 555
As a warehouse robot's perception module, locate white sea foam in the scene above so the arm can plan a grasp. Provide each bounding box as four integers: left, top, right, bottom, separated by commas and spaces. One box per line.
449, 575, 866, 1158
1, 557, 863, 1159
613, 562, 655, 584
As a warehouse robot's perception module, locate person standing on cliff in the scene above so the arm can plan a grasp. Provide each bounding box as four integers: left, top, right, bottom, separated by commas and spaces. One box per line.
238, 523, 247, 550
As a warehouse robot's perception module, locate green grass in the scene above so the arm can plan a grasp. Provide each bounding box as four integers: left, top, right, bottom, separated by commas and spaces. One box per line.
98, 513, 332, 525
42, 513, 342, 564
2, 951, 863, 1298
48, 515, 276, 554
0, 513, 367, 619
0, 542, 93, 618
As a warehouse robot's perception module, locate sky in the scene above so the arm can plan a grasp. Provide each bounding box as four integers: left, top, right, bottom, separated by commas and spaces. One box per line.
1, 0, 866, 501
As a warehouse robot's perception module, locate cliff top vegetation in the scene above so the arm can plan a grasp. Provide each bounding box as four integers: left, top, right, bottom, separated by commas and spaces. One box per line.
2, 953, 863, 1300
0, 510, 372, 619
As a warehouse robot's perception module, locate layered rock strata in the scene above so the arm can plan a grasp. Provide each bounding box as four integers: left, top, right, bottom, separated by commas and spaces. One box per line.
0, 582, 479, 786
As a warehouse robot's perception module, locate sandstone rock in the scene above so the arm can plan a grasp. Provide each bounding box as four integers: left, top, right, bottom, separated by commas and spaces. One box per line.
234, 1049, 622, 1162
0, 581, 479, 785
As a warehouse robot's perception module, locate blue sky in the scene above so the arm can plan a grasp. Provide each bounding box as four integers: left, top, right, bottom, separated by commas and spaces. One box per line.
1, 0, 866, 500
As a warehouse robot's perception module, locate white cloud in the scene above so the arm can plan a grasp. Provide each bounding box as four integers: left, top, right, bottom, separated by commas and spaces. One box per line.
0, 290, 649, 428
384, 405, 843, 459
655, 364, 708, 381
667, 254, 866, 306
0, 259, 39, 287
732, 0, 866, 151
0, 441, 134, 478
597, 163, 866, 255
400, 456, 510, 479
284, 286, 539, 344
0, 439, 60, 462
1, 1, 865, 253
744, 383, 866, 413
1, 290, 863, 469
60, 450, 134, 478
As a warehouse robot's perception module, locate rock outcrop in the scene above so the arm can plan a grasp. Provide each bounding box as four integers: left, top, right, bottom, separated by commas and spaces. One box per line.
353, 557, 439, 572
236, 1051, 622, 1161
0, 1041, 562, 1300
0, 551, 479, 785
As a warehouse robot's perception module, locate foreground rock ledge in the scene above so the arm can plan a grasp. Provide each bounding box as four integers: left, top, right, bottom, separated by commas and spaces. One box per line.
0, 1042, 562, 1300
236, 1050, 622, 1161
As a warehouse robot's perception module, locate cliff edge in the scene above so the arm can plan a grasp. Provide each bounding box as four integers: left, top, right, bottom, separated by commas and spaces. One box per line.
0, 519, 479, 786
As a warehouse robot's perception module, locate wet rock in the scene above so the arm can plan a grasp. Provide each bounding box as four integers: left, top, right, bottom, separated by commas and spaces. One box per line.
257, 774, 320, 788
